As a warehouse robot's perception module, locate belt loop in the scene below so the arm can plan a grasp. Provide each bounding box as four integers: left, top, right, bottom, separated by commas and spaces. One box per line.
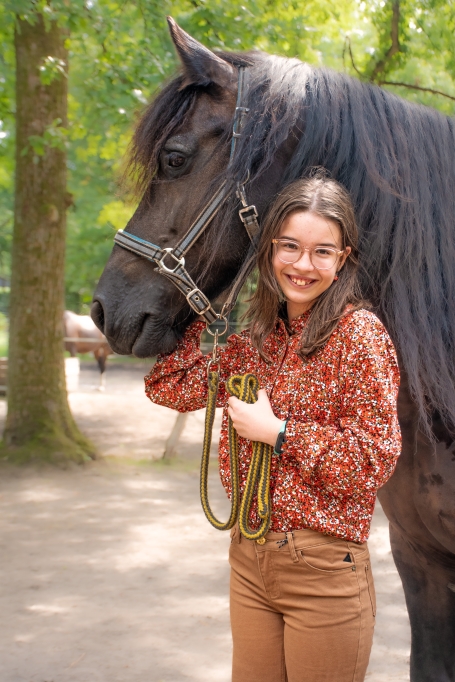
286, 532, 299, 563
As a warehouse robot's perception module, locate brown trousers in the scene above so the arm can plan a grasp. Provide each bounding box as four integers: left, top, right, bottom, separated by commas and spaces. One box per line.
229, 525, 376, 682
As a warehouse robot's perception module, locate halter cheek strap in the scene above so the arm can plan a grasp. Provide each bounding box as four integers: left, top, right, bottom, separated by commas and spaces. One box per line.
113, 66, 259, 326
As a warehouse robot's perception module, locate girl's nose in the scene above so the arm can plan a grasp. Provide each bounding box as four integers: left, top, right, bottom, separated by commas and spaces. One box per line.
294, 248, 314, 269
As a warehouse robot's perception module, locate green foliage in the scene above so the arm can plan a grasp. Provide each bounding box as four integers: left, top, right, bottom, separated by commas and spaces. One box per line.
355, 0, 455, 114
38, 55, 67, 85
0, 0, 454, 314
0, 311, 8, 355
177, 0, 368, 67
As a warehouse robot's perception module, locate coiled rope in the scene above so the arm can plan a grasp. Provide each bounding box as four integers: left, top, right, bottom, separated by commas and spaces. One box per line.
200, 371, 273, 541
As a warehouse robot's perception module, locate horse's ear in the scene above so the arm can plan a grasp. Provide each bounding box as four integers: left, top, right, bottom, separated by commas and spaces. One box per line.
167, 17, 235, 90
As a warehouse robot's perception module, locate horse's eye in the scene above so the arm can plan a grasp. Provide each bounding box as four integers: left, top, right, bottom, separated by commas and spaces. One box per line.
167, 152, 186, 168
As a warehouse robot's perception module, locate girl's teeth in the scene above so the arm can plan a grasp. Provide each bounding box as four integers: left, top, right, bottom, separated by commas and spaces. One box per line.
290, 277, 311, 285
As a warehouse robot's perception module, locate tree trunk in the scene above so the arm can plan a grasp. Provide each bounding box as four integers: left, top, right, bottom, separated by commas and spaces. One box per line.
1, 15, 95, 464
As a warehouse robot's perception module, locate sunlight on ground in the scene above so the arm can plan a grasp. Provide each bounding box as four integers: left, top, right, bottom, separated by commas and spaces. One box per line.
0, 364, 411, 681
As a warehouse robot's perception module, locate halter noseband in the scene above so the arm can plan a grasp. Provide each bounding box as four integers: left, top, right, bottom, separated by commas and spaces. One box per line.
113, 66, 259, 326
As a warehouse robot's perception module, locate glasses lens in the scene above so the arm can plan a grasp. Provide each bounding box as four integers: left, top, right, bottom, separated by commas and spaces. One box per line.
274, 240, 340, 269
275, 240, 300, 263
310, 247, 338, 269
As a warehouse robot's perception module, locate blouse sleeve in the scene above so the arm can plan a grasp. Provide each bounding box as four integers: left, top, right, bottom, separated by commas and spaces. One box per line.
144, 320, 246, 412
283, 313, 401, 497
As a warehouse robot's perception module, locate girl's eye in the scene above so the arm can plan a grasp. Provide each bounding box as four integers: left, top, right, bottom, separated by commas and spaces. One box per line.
282, 241, 299, 251
314, 248, 334, 257
167, 152, 186, 168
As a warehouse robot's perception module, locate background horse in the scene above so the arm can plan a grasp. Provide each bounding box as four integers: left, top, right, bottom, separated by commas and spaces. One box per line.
92, 19, 455, 681
64, 310, 112, 389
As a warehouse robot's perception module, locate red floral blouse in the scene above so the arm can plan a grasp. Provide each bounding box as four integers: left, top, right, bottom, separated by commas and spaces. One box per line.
145, 309, 401, 543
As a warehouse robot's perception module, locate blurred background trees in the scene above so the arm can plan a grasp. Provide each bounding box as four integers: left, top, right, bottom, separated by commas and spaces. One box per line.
1, 0, 453, 323
0, 0, 454, 461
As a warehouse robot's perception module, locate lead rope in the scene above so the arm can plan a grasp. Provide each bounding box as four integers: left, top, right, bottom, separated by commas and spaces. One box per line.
200, 368, 240, 530
200, 336, 273, 540
227, 374, 273, 541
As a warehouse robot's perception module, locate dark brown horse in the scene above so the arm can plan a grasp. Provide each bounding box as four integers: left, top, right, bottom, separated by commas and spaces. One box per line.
64, 310, 112, 388
92, 20, 455, 681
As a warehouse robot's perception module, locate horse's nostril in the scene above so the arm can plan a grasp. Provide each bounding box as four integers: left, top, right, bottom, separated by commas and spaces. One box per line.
91, 300, 105, 333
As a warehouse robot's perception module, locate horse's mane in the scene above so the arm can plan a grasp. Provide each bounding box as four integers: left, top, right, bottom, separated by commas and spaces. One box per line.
127, 52, 455, 435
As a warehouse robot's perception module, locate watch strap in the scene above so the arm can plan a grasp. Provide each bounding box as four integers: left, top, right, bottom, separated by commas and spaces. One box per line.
274, 420, 288, 456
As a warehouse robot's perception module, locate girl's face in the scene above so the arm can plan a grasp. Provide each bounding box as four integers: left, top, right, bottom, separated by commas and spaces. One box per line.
272, 210, 350, 320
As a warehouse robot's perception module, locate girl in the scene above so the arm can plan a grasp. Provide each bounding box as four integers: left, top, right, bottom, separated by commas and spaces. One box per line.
145, 175, 401, 682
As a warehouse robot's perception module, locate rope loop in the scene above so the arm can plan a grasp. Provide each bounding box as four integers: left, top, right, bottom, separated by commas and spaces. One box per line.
200, 371, 273, 541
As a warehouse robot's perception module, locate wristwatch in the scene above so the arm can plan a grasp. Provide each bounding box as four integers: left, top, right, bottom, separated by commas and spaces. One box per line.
274, 420, 288, 456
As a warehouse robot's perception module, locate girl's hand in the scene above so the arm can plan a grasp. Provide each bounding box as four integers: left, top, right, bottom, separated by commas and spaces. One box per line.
227, 389, 284, 447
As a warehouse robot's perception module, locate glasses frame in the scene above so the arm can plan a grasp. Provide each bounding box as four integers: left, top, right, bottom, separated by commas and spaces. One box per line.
272, 239, 345, 271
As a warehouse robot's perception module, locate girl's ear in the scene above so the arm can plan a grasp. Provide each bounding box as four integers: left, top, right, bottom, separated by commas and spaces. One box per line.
338, 246, 351, 271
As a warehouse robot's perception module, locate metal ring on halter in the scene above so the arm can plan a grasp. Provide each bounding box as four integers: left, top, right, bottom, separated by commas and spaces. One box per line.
205, 316, 229, 337
157, 248, 185, 273
206, 358, 220, 380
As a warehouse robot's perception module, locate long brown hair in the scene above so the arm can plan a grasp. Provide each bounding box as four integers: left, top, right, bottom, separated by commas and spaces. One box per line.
247, 173, 367, 360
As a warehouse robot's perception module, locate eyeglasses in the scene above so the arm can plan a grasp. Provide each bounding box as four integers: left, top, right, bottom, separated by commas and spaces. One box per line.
272, 239, 344, 270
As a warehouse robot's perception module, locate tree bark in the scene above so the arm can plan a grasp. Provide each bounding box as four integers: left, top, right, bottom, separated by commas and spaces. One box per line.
369, 0, 401, 83
1, 15, 95, 464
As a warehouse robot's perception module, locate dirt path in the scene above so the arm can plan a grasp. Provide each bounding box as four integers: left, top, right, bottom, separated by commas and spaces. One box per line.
0, 363, 410, 682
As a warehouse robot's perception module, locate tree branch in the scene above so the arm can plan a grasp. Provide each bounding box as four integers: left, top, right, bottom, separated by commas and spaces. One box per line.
370, 0, 401, 82
343, 29, 455, 105
343, 36, 364, 79
378, 81, 455, 102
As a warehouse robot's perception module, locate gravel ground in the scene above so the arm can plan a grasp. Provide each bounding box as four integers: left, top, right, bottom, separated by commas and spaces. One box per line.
0, 362, 411, 681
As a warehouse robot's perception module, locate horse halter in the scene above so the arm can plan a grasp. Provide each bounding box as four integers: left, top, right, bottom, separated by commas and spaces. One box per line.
113, 67, 259, 326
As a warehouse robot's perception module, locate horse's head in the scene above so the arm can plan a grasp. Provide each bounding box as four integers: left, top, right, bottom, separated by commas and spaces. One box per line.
92, 19, 260, 357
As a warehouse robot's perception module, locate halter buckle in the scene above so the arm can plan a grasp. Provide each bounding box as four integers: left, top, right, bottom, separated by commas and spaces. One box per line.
158, 248, 185, 273
239, 204, 258, 223
185, 288, 212, 315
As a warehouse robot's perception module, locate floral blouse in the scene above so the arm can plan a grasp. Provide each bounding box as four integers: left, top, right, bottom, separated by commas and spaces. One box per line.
145, 309, 401, 543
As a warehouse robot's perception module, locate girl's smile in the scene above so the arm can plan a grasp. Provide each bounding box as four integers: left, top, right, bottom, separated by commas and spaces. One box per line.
286, 275, 316, 287
272, 211, 350, 319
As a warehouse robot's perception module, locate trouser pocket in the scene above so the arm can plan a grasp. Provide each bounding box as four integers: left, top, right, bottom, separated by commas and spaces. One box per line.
365, 561, 376, 616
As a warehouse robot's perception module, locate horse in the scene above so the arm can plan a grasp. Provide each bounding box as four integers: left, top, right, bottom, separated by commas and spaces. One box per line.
91, 19, 455, 681
64, 310, 113, 389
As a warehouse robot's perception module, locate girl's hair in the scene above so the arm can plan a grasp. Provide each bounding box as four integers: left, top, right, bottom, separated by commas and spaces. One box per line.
247, 172, 367, 360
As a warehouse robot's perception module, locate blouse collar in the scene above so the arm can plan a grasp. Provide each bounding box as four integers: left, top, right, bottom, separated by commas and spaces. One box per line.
276, 309, 311, 336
